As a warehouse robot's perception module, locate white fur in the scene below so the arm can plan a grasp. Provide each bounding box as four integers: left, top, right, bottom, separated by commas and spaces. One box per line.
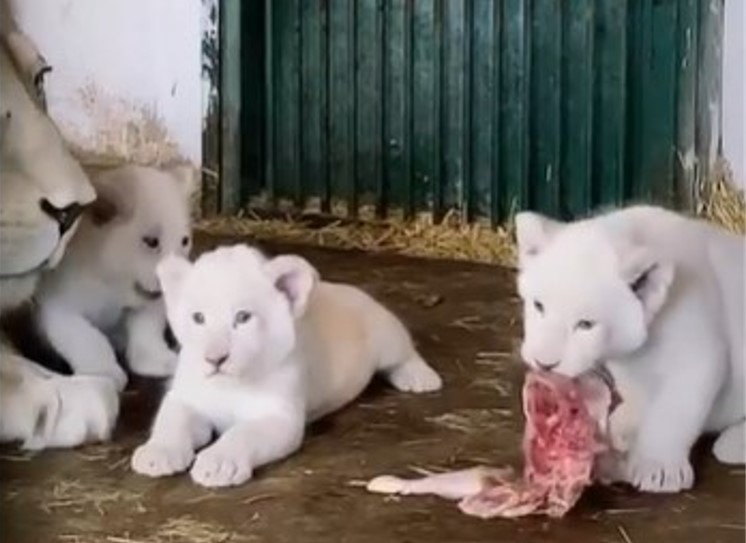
0, 7, 118, 451
0, 348, 119, 449
132, 244, 442, 487
36, 164, 196, 390
515, 205, 745, 493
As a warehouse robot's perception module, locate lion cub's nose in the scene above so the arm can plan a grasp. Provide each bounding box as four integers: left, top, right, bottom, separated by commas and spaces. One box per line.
206, 354, 228, 368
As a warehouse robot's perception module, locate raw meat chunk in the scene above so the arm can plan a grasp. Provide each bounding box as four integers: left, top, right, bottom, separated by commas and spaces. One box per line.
366, 370, 618, 519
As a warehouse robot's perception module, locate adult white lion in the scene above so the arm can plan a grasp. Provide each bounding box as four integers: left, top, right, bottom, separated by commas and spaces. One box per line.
0, 2, 119, 450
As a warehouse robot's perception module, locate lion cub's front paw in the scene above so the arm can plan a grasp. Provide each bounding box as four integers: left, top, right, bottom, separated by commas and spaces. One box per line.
131, 443, 194, 477
626, 451, 694, 493
190, 445, 253, 488
128, 349, 178, 378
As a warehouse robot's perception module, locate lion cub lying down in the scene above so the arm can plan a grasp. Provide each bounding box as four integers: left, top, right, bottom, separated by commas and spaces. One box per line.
132, 244, 442, 487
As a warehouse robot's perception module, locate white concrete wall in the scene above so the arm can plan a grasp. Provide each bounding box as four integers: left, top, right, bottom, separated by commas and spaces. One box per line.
723, 0, 745, 189
10, 0, 202, 167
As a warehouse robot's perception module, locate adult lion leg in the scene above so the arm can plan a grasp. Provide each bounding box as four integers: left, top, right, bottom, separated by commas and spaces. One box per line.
0, 343, 119, 450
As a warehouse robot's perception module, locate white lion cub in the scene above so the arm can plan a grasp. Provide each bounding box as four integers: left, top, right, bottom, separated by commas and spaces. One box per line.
132, 244, 442, 487
515, 205, 744, 493
35, 164, 196, 391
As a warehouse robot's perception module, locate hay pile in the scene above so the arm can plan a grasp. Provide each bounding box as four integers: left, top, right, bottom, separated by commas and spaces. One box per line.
197, 170, 744, 266
698, 161, 746, 234
198, 208, 518, 266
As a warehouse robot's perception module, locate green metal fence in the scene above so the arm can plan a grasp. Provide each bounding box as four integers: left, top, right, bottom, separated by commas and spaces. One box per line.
209, 0, 723, 225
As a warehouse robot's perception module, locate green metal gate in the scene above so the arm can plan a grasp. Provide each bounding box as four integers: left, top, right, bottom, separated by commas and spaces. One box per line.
209, 0, 723, 225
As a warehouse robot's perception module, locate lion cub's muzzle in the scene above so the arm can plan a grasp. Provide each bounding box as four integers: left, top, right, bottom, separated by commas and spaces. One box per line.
134, 282, 162, 301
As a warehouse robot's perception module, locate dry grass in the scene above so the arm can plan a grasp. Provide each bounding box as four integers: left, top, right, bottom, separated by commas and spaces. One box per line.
426, 408, 513, 434
57, 515, 249, 543
197, 168, 744, 266
197, 208, 518, 267
40, 479, 145, 516
698, 161, 746, 234
147, 515, 249, 543
617, 524, 634, 543
59, 516, 250, 543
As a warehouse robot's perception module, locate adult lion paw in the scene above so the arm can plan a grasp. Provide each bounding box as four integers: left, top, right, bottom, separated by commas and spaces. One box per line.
190, 445, 253, 488
24, 375, 119, 450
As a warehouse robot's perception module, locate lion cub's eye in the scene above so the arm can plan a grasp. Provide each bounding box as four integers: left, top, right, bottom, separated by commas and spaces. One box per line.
533, 300, 544, 314
142, 236, 160, 250
575, 319, 596, 331
192, 312, 205, 325
181, 236, 190, 247
234, 310, 252, 326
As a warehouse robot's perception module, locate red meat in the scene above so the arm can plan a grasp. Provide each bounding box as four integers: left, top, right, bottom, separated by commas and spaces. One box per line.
365, 370, 619, 519
458, 370, 614, 518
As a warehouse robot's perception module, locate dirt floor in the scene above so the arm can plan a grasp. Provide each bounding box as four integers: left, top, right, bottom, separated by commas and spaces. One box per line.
1, 234, 744, 543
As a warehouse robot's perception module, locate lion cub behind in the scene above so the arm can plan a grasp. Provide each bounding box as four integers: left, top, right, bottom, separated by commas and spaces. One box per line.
132, 244, 442, 487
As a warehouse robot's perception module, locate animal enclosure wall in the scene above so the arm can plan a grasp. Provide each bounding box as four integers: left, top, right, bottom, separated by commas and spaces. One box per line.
12, 0, 202, 168
213, 0, 723, 224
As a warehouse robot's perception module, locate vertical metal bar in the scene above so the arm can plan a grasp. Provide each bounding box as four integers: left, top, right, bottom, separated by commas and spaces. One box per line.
274, 0, 301, 204
498, 0, 529, 215
432, 0, 443, 221
349, 0, 359, 216
328, 0, 355, 216
301, 0, 325, 208
529, 0, 562, 216
201, 0, 220, 217
219, 0, 242, 214
490, 0, 502, 226
441, 0, 466, 216
674, 0, 698, 210
462, 0, 473, 220
355, 0, 383, 215
593, 0, 628, 207
264, 0, 275, 204
403, 0, 414, 218
412, 0, 437, 217
561, 0, 594, 218
694, 0, 723, 202
469, 0, 495, 221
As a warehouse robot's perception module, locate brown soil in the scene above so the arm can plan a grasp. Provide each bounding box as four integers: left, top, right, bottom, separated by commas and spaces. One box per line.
1, 235, 743, 543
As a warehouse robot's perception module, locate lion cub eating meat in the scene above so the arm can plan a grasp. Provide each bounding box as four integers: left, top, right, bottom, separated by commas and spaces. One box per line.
132, 244, 442, 487
514, 205, 744, 492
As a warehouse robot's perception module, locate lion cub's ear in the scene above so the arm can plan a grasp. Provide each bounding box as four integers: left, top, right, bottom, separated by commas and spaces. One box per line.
165, 163, 198, 199
514, 211, 565, 268
618, 244, 675, 323
157, 254, 192, 310
263, 255, 319, 319
87, 169, 136, 226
